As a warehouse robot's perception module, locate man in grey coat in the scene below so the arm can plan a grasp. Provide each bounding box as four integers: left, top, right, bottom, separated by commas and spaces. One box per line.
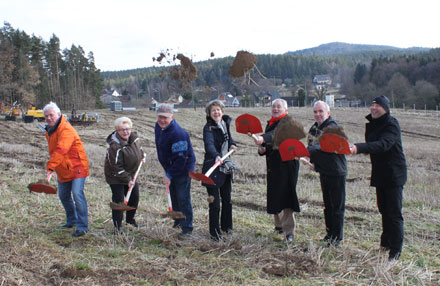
350, 95, 407, 261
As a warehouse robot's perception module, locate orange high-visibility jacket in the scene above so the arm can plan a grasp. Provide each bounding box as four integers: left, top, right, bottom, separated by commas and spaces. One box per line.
46, 115, 89, 183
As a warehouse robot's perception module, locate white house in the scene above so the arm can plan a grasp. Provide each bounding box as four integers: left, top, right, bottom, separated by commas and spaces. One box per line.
313, 75, 332, 85
325, 94, 335, 107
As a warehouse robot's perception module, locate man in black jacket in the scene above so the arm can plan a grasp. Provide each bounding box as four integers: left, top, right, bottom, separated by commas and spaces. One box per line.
307, 101, 347, 246
351, 96, 407, 261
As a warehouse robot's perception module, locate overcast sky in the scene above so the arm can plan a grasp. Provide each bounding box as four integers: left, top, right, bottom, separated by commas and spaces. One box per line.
2, 0, 439, 71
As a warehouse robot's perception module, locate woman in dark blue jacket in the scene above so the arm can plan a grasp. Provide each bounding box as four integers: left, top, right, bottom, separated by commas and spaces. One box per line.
202, 100, 238, 241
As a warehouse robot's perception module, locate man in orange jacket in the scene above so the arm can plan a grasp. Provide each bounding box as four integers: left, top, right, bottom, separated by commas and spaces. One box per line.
43, 102, 90, 237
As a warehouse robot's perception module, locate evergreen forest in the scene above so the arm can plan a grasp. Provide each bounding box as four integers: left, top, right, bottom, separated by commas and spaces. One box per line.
0, 22, 103, 110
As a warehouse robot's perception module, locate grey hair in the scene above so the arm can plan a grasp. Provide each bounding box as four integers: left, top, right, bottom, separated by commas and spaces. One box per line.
205, 99, 225, 117
43, 101, 61, 114
272, 98, 288, 109
313, 100, 330, 112
114, 117, 133, 129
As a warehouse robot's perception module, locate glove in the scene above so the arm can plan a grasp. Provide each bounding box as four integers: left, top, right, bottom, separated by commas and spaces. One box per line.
46, 171, 53, 183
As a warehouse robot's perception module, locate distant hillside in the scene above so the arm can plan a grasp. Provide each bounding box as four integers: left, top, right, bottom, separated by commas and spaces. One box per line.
286, 42, 429, 56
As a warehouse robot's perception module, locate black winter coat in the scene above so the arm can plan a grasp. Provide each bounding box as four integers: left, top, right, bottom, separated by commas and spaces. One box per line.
355, 113, 407, 187
260, 117, 300, 214
307, 116, 347, 176
202, 115, 236, 187
104, 131, 143, 185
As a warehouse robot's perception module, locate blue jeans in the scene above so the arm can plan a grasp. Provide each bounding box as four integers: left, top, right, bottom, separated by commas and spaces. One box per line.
169, 175, 193, 232
58, 177, 88, 231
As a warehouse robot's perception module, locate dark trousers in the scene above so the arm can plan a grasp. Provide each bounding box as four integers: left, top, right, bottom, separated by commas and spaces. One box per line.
207, 175, 232, 239
320, 174, 346, 241
376, 185, 404, 256
110, 183, 139, 229
170, 175, 193, 233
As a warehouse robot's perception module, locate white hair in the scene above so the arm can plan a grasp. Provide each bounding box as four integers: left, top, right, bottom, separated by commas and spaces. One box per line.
313, 100, 330, 112
114, 117, 133, 129
43, 101, 61, 114
272, 98, 288, 109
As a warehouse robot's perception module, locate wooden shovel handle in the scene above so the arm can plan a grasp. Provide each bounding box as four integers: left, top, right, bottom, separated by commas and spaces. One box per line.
247, 132, 258, 141
205, 149, 235, 177
124, 153, 146, 205
166, 183, 173, 212
300, 157, 313, 167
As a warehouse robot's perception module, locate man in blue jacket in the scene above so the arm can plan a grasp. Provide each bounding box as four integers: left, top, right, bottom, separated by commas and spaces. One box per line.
307, 101, 347, 247
155, 104, 196, 239
351, 96, 407, 261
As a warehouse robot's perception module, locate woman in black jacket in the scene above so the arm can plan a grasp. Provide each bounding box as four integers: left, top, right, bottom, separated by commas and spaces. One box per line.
202, 100, 238, 241
105, 116, 144, 234
254, 99, 300, 243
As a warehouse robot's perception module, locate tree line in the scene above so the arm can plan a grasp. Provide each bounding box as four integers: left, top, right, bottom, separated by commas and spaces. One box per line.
102, 48, 440, 109
345, 53, 440, 109
0, 22, 103, 110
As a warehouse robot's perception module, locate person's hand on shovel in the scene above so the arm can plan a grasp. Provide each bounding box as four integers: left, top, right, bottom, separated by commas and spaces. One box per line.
253, 135, 264, 145
230, 145, 238, 152
349, 145, 357, 155
300, 157, 315, 171
163, 175, 171, 186
46, 171, 53, 183
215, 156, 223, 165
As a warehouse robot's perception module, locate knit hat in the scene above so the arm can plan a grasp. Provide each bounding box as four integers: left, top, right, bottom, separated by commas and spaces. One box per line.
373, 96, 390, 114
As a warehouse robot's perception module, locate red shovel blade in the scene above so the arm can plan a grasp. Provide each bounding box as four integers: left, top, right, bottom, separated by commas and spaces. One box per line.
279, 139, 310, 161
319, 133, 351, 155
28, 182, 57, 194
188, 171, 215, 186
236, 114, 263, 135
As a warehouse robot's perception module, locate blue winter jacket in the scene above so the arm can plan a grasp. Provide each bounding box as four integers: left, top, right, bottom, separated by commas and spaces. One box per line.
155, 119, 196, 179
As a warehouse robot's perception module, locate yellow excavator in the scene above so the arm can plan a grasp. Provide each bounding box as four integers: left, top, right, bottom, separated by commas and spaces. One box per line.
68, 106, 99, 125
23, 105, 45, 123
5, 101, 22, 121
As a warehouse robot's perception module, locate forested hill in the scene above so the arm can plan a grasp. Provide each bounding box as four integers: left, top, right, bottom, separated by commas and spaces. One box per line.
101, 42, 433, 82
102, 45, 440, 110
286, 42, 429, 56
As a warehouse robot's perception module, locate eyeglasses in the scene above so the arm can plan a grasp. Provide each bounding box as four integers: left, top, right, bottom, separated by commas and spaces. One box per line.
118, 128, 132, 132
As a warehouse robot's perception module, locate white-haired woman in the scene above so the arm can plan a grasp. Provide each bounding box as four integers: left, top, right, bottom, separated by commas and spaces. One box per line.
202, 100, 238, 241
104, 116, 144, 233
254, 99, 300, 242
